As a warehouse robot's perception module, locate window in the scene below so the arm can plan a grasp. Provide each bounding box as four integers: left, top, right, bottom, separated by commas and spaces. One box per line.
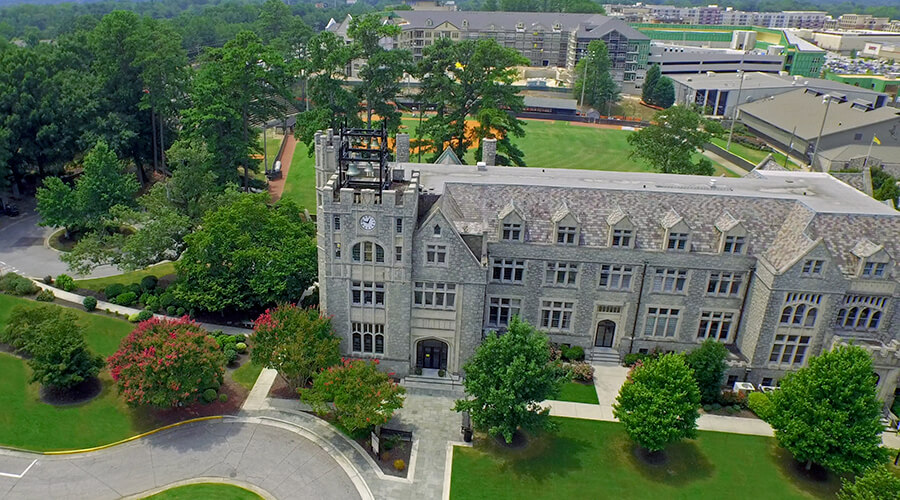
723, 235, 746, 254
351, 323, 384, 354
556, 226, 577, 245
332, 215, 342, 231
395, 245, 402, 263
334, 243, 341, 259
488, 297, 521, 327
352, 242, 385, 263
414, 282, 457, 310
836, 295, 887, 331
769, 334, 810, 365
611, 229, 633, 248
545, 262, 578, 286
761, 377, 774, 387
426, 244, 447, 265
667, 232, 689, 251
644, 307, 680, 337
801, 259, 824, 276
351, 281, 385, 307
706, 272, 743, 297
396, 218, 403, 234
862, 262, 886, 278
433, 224, 442, 236
854, 133, 863, 140
779, 293, 821, 328
491, 258, 526, 283
726, 375, 738, 387
697, 311, 734, 341
599, 265, 633, 290
540, 300, 574, 331
652, 268, 687, 293
502, 223, 522, 241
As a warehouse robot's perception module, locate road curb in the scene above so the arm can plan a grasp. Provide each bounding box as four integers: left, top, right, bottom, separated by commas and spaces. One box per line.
120, 477, 277, 500
41, 416, 223, 455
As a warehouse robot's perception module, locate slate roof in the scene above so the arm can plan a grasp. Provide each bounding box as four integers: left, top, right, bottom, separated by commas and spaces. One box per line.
392, 11, 648, 40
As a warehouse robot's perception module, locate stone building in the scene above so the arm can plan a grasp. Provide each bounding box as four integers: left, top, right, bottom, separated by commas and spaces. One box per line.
314, 127, 900, 407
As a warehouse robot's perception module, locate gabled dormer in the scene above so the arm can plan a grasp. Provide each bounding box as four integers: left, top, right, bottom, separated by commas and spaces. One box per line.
659, 208, 691, 252
552, 201, 579, 246
715, 211, 748, 255
607, 207, 635, 248
498, 200, 525, 242
851, 238, 891, 279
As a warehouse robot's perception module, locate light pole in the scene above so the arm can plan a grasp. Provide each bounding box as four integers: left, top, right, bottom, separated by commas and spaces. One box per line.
811, 95, 835, 169
725, 69, 745, 151
579, 49, 592, 114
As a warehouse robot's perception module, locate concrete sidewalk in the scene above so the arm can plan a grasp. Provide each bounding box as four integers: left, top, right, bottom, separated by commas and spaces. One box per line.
242, 368, 279, 411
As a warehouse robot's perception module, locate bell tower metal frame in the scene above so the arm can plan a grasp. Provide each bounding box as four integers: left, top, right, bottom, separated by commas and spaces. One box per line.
336, 121, 390, 195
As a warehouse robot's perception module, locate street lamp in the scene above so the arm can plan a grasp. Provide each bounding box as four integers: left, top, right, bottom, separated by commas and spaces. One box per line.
579, 49, 592, 114
726, 69, 745, 151
811, 95, 836, 169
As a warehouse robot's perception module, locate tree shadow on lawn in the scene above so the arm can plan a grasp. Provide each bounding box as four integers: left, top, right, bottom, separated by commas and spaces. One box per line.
769, 444, 841, 498
477, 430, 592, 482
621, 436, 715, 487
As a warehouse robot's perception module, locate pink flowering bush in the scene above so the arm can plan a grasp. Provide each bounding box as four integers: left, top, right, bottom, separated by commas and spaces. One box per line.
301, 358, 405, 435
107, 317, 225, 407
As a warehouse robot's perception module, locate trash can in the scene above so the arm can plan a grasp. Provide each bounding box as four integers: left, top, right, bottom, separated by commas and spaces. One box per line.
461, 411, 472, 443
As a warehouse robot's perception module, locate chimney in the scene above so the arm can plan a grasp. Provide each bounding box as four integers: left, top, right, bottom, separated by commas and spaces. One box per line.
482, 138, 497, 166
396, 133, 410, 163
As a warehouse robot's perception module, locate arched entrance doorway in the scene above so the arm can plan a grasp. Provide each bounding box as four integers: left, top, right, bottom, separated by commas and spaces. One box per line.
416, 339, 449, 370
595, 320, 616, 348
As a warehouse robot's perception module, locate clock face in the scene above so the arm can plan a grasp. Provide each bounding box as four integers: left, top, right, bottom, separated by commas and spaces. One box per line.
359, 215, 376, 231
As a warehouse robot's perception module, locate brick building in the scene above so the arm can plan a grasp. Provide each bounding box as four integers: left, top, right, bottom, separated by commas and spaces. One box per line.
314, 128, 900, 407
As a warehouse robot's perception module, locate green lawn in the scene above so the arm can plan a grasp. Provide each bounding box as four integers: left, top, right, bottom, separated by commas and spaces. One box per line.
143, 483, 262, 500
556, 382, 599, 405
74, 262, 176, 292
451, 418, 840, 500
0, 294, 142, 451
710, 136, 795, 169
279, 140, 316, 213
232, 361, 264, 391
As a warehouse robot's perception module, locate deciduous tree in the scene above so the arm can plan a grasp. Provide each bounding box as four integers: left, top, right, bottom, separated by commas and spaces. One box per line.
627, 105, 714, 175
642, 64, 660, 105
26, 313, 104, 390
686, 339, 729, 404
838, 465, 900, 500
107, 317, 225, 407
769, 345, 886, 474
251, 304, 341, 388
613, 353, 701, 453
574, 40, 619, 112
453, 317, 569, 443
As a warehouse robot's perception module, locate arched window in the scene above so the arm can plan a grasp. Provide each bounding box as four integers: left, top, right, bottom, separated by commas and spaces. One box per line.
836, 295, 888, 332
352, 242, 385, 263
433, 224, 442, 236
804, 308, 817, 327
869, 311, 882, 330
846, 307, 859, 326
780, 306, 793, 325
792, 304, 806, 325
375, 334, 384, 354
364, 334, 373, 352
856, 308, 871, 329
352, 333, 361, 352
835, 308, 847, 326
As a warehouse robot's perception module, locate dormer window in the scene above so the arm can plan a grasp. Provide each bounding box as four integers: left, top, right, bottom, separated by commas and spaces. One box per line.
462, 19, 469, 28
722, 235, 745, 254
553, 22, 561, 31
801, 259, 824, 276
516, 22, 525, 31
667, 232, 689, 251
607, 207, 635, 248
611, 229, 632, 248
862, 262, 886, 278
502, 223, 522, 241
426, 18, 433, 27
557, 226, 577, 245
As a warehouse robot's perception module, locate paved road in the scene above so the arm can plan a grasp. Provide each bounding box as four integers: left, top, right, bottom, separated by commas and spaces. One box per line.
0, 200, 118, 279
0, 419, 362, 500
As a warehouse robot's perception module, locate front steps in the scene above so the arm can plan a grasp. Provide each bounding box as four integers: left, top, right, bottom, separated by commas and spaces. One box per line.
589, 348, 621, 365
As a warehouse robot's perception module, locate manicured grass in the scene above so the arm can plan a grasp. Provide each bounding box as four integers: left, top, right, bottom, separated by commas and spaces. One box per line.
451, 418, 840, 500
143, 483, 262, 500
710, 136, 796, 169
232, 360, 264, 391
555, 381, 599, 405
260, 131, 283, 165
74, 262, 176, 292
279, 140, 316, 213
0, 294, 141, 451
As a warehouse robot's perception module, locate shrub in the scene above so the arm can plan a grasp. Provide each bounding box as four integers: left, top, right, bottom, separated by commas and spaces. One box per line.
159, 292, 175, 309
718, 390, 748, 409
623, 353, 647, 367
703, 404, 713, 412
224, 348, 238, 365
1, 304, 74, 352
140, 275, 158, 292
55, 274, 76, 292
36, 289, 55, 302
548, 343, 563, 361
438, 369, 446, 377
104, 283, 125, 300
748, 392, 775, 421
711, 403, 722, 411
564, 345, 585, 362
26, 313, 104, 389
166, 305, 177, 316
202, 388, 217, 403
686, 339, 729, 404
218, 393, 228, 403
393, 459, 406, 471
175, 307, 185, 316
43, 275, 53, 285
127, 283, 142, 296
145, 295, 159, 312
83, 296, 98, 312
128, 313, 141, 322
235, 342, 247, 353
0, 272, 39, 295
567, 361, 595, 382
414, 366, 422, 375
233, 334, 246, 343
139, 292, 151, 306
115, 292, 137, 307
107, 317, 225, 407
136, 310, 153, 322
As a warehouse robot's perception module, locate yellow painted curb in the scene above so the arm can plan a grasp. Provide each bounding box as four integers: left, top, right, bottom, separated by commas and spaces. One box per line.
43, 416, 223, 455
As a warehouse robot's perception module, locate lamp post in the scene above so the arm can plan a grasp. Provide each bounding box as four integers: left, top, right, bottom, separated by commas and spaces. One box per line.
725, 69, 745, 151
579, 48, 592, 114
811, 95, 835, 169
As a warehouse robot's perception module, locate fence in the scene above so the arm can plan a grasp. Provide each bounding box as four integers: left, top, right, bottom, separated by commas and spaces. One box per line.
704, 141, 757, 171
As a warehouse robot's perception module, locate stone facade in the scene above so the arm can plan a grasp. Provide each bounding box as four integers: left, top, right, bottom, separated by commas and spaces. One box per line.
314, 129, 900, 407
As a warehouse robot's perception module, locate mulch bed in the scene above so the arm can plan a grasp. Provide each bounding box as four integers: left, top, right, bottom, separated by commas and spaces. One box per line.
268, 375, 301, 399
138, 376, 247, 427
363, 435, 411, 478
40, 377, 102, 406
633, 446, 668, 466
700, 407, 759, 419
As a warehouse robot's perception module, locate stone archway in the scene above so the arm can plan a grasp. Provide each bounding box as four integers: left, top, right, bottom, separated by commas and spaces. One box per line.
595, 320, 616, 348
416, 339, 449, 370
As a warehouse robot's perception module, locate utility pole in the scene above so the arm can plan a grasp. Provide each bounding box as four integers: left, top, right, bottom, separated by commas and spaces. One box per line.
263, 124, 268, 175
726, 67, 745, 151
783, 125, 797, 168
579, 49, 590, 113
811, 95, 834, 169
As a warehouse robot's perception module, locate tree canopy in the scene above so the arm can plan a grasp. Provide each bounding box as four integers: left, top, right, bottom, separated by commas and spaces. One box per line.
627, 105, 715, 175
686, 339, 729, 404
574, 40, 619, 113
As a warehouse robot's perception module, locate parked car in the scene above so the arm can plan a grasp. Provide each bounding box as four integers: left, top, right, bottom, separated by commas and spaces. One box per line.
0, 200, 19, 217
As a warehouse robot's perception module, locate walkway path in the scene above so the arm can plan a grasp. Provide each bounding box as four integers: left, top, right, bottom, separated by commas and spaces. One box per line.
242, 368, 279, 411
0, 419, 363, 500
703, 149, 750, 177
268, 135, 297, 203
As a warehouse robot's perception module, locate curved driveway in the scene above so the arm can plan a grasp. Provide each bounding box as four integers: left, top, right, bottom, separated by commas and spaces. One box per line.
0, 419, 363, 500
